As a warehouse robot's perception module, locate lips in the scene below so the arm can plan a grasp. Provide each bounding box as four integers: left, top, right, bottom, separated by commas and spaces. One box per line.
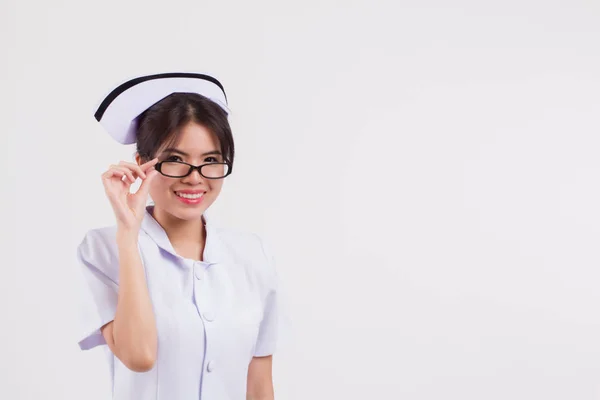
174, 191, 205, 199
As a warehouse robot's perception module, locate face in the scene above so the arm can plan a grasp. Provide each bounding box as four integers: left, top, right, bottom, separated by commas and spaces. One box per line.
136, 121, 226, 222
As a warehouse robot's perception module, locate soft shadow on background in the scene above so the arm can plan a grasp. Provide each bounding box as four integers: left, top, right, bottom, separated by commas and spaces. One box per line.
2, 0, 600, 399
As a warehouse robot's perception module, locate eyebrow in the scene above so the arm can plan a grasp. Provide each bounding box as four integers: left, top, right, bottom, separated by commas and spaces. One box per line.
160, 148, 222, 157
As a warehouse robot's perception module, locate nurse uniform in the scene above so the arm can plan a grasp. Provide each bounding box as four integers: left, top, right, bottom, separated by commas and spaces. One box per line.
77, 73, 281, 400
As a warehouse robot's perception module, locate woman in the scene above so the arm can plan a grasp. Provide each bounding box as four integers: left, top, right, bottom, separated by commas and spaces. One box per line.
77, 73, 280, 400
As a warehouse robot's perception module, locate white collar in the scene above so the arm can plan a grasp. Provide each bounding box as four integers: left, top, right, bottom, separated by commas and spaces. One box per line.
140, 205, 222, 264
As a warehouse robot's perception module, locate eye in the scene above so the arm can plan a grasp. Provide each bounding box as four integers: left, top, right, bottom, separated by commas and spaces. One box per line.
205, 156, 219, 163
166, 155, 183, 162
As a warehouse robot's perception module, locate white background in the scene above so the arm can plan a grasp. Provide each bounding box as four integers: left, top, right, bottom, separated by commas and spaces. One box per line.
2, 0, 600, 399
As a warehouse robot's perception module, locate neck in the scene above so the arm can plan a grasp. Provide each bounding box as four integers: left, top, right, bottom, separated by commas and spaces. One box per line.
151, 206, 206, 261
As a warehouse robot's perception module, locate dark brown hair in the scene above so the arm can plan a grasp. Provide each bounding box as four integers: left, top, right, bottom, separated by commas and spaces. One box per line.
135, 93, 234, 169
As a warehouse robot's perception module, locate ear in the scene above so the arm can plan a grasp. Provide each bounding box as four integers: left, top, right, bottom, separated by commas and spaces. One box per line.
135, 153, 143, 166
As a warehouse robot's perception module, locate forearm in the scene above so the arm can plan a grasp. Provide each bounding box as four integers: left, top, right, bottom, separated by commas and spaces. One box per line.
247, 355, 275, 400
247, 395, 274, 400
111, 229, 157, 369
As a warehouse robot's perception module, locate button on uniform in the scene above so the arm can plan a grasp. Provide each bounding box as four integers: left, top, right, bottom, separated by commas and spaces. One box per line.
206, 360, 215, 373
203, 311, 215, 322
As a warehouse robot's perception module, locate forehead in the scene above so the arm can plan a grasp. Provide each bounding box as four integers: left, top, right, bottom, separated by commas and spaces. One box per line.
162, 122, 220, 153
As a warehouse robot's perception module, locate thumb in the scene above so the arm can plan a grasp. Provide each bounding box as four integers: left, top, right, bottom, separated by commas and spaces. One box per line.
137, 168, 159, 197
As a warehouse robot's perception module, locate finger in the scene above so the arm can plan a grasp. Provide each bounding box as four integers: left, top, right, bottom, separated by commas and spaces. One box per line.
137, 168, 159, 196
104, 166, 136, 184
102, 170, 131, 186
140, 158, 159, 172
123, 173, 136, 184
102, 169, 126, 180
111, 165, 138, 180
112, 166, 136, 183
118, 161, 147, 179
101, 171, 132, 190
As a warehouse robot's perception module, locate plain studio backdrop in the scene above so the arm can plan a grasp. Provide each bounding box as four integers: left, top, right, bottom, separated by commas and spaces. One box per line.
2, 0, 600, 399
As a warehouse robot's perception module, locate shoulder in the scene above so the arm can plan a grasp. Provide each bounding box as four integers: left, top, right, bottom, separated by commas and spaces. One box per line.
77, 225, 120, 279
216, 227, 268, 258
78, 225, 118, 255
213, 226, 276, 284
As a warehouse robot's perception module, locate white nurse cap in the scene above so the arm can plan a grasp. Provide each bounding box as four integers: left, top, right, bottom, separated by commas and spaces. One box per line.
94, 72, 229, 144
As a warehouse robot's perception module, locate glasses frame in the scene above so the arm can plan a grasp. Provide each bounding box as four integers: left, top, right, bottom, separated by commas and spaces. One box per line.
155, 160, 233, 179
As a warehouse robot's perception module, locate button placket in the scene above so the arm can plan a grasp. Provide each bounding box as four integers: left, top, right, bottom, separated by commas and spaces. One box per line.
191, 261, 207, 321
194, 262, 218, 322
193, 261, 205, 280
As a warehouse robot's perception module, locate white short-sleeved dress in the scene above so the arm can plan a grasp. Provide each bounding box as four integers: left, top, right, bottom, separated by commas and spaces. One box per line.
77, 205, 280, 399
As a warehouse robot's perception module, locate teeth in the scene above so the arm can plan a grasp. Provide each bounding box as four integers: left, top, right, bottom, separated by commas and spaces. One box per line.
176, 192, 204, 199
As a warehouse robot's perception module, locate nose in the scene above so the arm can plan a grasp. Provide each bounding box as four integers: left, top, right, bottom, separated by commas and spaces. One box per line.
181, 167, 205, 184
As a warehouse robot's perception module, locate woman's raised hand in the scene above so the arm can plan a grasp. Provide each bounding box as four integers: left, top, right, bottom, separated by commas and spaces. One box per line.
102, 158, 160, 232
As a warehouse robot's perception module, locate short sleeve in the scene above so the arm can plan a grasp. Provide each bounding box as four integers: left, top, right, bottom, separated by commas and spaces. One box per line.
253, 236, 284, 357
76, 229, 120, 351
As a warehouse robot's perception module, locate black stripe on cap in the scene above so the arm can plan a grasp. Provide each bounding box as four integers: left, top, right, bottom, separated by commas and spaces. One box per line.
94, 72, 228, 121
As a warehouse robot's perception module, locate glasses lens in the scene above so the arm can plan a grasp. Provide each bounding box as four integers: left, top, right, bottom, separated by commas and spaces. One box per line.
160, 162, 191, 177
201, 163, 230, 179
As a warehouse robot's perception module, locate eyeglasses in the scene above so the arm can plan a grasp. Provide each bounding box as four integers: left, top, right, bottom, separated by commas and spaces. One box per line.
155, 160, 232, 179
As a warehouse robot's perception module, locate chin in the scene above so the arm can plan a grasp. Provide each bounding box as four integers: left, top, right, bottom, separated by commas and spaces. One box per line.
171, 202, 210, 220
151, 203, 206, 223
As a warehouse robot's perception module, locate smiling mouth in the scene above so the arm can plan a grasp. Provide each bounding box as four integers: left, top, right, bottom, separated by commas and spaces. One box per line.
174, 191, 205, 199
